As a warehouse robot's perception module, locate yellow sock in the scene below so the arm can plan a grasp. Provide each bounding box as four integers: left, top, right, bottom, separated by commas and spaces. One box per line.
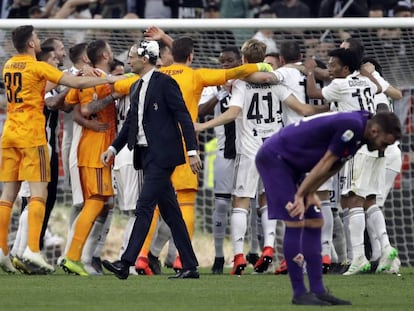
139, 207, 160, 257
177, 190, 196, 239
27, 197, 46, 252
0, 200, 13, 253
67, 198, 105, 261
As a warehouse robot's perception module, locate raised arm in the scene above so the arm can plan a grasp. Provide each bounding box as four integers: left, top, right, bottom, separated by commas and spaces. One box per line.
144, 26, 174, 49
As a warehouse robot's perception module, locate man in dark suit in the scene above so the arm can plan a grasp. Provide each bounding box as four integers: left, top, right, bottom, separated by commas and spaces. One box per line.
101, 40, 202, 279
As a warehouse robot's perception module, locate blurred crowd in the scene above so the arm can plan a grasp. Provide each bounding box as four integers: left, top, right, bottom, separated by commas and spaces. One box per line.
0, 0, 413, 20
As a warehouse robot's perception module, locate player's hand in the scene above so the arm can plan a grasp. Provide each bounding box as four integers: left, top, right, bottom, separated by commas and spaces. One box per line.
286, 195, 306, 220
193, 122, 205, 132
303, 57, 317, 72
216, 88, 229, 101
188, 154, 202, 174
360, 62, 375, 75
257, 62, 273, 72
80, 65, 101, 77
144, 26, 165, 41
88, 119, 109, 132
101, 149, 115, 166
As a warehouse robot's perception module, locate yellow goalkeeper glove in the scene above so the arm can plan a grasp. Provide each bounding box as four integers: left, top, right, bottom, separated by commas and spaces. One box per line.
257, 62, 273, 72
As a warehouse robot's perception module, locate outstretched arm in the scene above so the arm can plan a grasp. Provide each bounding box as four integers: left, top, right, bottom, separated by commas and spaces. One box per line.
194, 106, 241, 132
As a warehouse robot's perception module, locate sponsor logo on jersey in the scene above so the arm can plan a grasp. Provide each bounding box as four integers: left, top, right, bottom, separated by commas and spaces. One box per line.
341, 129, 354, 142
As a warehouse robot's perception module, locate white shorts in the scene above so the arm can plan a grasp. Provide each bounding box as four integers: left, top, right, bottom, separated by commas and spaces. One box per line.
232, 153, 261, 198
214, 149, 234, 195
341, 148, 386, 198
113, 165, 142, 211
318, 175, 334, 192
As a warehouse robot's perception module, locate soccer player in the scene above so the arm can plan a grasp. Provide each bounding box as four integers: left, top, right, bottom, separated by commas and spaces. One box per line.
197, 46, 241, 273
195, 39, 327, 275
256, 110, 401, 305
59, 39, 118, 276
0, 25, 120, 274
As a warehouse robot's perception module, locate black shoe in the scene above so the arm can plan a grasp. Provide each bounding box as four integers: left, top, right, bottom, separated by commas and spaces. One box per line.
292, 292, 331, 306
168, 269, 200, 279
148, 252, 161, 275
370, 260, 379, 273
246, 253, 259, 266
91, 257, 103, 274
330, 262, 350, 274
316, 292, 352, 305
102, 260, 129, 280
211, 257, 224, 274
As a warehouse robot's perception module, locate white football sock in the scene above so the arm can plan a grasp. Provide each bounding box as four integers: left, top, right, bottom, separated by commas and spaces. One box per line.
213, 196, 230, 257
332, 210, 347, 263
366, 204, 391, 254
259, 205, 276, 248
231, 207, 248, 255
320, 200, 333, 257
348, 207, 366, 260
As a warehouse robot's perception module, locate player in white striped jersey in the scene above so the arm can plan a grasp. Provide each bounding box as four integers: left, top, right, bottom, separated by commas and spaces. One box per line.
306, 47, 399, 275
195, 39, 326, 275
197, 46, 241, 274
360, 58, 403, 274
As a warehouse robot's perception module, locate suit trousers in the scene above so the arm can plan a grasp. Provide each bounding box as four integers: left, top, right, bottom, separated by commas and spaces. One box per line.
121, 148, 198, 270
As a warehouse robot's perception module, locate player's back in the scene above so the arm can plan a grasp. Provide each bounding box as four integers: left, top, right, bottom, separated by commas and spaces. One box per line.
263, 111, 369, 174
230, 79, 290, 158
323, 71, 377, 113
276, 66, 307, 125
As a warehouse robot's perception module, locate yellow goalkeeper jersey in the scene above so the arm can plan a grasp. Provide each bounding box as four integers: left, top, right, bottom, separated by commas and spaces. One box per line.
1, 54, 64, 148
160, 63, 259, 190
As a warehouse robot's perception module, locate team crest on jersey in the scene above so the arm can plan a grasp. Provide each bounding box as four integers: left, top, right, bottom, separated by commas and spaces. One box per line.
153, 103, 158, 111
341, 130, 354, 142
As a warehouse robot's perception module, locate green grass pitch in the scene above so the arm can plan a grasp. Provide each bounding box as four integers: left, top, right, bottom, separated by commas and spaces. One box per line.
1, 267, 414, 311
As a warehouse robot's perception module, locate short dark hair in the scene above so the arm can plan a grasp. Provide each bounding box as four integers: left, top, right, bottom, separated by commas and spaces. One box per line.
328, 48, 360, 73
69, 42, 88, 64
344, 37, 365, 62
87, 40, 108, 66
12, 25, 34, 53
110, 58, 124, 72
221, 46, 241, 59
36, 46, 54, 62
41, 37, 60, 50
372, 112, 402, 141
265, 52, 280, 59
280, 41, 301, 63
172, 37, 194, 63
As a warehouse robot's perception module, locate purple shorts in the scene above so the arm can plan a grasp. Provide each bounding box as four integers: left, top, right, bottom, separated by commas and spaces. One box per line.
256, 147, 322, 221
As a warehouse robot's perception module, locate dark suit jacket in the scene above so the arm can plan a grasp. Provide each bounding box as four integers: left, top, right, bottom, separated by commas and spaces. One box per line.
111, 70, 198, 170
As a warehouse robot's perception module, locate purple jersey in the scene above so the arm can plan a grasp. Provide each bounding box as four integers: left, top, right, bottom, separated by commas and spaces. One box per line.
260, 111, 370, 175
